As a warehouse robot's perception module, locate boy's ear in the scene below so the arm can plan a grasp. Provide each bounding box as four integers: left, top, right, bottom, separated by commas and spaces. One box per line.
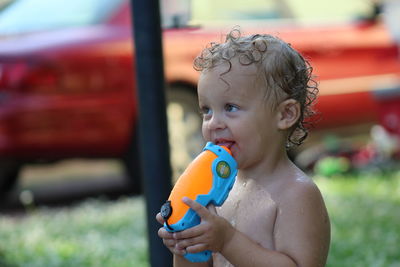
276, 99, 300, 130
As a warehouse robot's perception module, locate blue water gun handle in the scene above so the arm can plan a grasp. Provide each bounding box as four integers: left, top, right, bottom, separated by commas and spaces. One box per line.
168, 142, 237, 262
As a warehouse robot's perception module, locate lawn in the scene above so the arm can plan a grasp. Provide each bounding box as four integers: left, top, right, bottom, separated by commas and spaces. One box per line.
317, 172, 400, 267
0, 197, 148, 267
1, 172, 400, 267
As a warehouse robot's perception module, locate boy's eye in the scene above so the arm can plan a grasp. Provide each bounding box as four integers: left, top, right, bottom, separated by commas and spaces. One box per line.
225, 104, 239, 112
200, 107, 212, 117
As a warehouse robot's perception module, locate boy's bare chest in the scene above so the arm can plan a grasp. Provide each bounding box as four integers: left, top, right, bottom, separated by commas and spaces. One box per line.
217, 181, 278, 249
213, 181, 278, 267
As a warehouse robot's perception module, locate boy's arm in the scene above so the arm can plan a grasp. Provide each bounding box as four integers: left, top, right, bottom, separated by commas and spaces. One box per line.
177, 181, 330, 267
220, 228, 298, 266
174, 255, 211, 267
272, 180, 331, 267
176, 199, 298, 266
222, 180, 330, 267
156, 212, 213, 267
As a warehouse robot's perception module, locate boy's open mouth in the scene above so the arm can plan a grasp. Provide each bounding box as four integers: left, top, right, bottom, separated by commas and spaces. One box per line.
215, 139, 235, 150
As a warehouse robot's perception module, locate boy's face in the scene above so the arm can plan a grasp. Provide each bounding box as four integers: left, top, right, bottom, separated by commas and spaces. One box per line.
198, 59, 282, 169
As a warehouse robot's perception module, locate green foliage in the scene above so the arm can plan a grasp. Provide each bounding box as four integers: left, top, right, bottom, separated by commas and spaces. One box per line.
1, 172, 400, 266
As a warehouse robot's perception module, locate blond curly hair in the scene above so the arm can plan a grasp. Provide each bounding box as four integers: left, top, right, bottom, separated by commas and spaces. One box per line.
194, 28, 318, 147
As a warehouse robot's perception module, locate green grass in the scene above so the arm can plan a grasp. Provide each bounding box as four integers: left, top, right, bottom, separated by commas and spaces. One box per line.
316, 172, 400, 267
1, 172, 400, 266
0, 197, 148, 267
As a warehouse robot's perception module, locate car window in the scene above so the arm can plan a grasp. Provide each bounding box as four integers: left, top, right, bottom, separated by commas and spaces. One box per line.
0, 0, 125, 36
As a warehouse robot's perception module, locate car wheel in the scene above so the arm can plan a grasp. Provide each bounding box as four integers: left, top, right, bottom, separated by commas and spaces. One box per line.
0, 160, 21, 196
166, 85, 204, 182
123, 85, 203, 192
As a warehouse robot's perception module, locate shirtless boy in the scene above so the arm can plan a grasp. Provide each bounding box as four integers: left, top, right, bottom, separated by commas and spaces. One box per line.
157, 29, 330, 267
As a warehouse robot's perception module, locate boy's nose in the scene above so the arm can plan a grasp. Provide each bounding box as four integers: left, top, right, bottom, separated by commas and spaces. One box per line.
207, 114, 226, 130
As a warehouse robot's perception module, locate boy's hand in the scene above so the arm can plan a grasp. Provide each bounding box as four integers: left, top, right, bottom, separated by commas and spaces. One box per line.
156, 212, 186, 256
173, 197, 235, 254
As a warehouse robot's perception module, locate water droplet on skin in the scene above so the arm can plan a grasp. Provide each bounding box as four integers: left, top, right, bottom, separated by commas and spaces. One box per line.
235, 200, 241, 209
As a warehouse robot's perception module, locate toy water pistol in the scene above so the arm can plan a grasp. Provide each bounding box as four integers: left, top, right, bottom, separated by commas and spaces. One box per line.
160, 142, 238, 262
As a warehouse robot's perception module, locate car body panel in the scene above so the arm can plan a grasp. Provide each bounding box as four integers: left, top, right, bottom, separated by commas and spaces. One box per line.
0, 0, 399, 162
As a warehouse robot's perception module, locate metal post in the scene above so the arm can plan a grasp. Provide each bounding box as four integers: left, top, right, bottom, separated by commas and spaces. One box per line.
130, 0, 173, 266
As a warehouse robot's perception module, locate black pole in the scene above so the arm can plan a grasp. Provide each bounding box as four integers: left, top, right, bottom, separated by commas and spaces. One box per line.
129, 0, 173, 266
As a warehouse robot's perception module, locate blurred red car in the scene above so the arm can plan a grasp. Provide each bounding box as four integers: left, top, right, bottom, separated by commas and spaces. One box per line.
0, 0, 399, 193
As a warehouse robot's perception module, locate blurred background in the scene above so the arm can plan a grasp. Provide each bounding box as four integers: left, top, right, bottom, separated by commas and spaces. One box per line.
0, 0, 399, 266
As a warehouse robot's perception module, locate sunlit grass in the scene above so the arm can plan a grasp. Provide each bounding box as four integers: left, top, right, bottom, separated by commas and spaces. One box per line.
0, 197, 148, 267
316, 172, 400, 267
1, 172, 400, 266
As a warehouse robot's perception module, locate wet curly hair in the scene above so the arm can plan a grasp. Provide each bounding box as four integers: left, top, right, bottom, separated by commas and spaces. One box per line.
193, 28, 319, 147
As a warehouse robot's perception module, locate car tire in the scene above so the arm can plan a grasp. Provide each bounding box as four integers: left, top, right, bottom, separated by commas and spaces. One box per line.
123, 85, 203, 192
0, 160, 21, 196
166, 85, 204, 182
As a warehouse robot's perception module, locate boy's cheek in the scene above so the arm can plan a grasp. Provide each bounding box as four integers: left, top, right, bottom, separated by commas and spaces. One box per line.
201, 128, 210, 141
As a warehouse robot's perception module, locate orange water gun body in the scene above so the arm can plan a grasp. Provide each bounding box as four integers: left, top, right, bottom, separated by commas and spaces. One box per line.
160, 142, 238, 262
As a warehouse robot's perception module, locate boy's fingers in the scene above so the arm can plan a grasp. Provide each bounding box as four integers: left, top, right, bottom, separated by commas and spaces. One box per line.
156, 212, 164, 224
158, 227, 174, 239
207, 204, 217, 215
163, 238, 176, 247
182, 197, 210, 219
173, 247, 187, 256
173, 222, 206, 240
176, 236, 204, 249
186, 243, 208, 254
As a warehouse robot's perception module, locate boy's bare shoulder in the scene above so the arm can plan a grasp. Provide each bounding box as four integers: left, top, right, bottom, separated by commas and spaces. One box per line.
275, 168, 328, 221
274, 165, 323, 206
272, 165, 330, 267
